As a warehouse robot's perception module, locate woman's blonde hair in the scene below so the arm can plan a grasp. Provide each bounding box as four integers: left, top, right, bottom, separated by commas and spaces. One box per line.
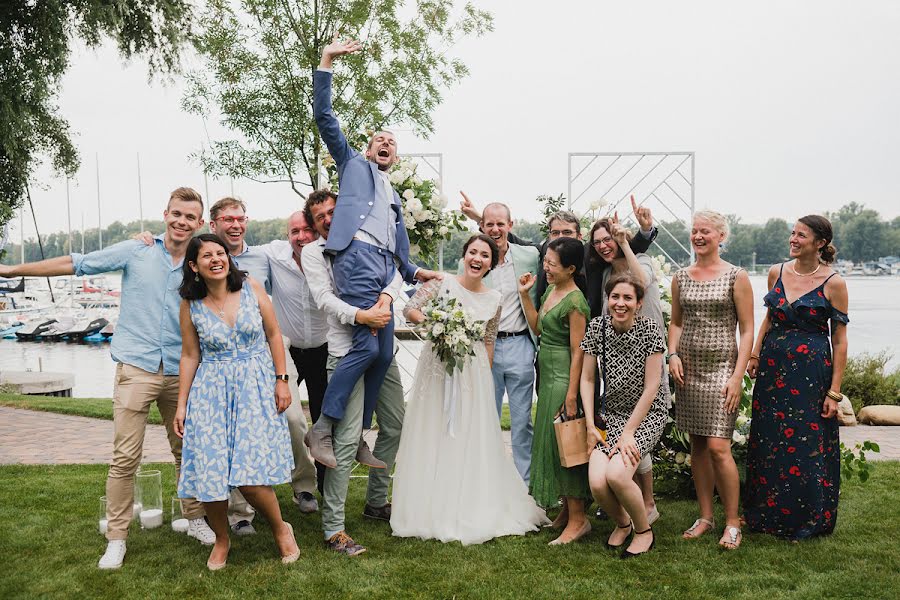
693, 209, 730, 242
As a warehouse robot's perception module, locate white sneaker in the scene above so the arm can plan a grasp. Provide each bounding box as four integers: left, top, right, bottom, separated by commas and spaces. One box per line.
98, 540, 127, 570
187, 518, 217, 545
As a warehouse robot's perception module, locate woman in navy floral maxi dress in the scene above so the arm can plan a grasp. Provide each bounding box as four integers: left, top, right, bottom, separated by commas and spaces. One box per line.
744, 216, 849, 540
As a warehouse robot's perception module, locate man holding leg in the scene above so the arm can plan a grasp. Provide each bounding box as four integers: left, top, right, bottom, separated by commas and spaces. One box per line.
0, 188, 215, 569
302, 190, 405, 555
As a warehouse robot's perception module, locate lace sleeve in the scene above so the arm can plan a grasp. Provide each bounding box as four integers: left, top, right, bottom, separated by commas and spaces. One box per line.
483, 306, 502, 348
402, 278, 442, 321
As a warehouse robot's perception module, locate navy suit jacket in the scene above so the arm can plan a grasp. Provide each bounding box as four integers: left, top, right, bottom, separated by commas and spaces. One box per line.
313, 69, 418, 283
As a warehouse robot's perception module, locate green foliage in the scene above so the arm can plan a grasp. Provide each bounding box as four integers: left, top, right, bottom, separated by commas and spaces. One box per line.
184, 0, 493, 199
841, 351, 900, 414
537, 193, 566, 236
0, 1, 194, 226
648, 203, 899, 269
840, 441, 880, 483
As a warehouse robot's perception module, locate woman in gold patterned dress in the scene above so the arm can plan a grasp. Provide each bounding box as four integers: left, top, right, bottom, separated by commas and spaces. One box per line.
667, 210, 754, 550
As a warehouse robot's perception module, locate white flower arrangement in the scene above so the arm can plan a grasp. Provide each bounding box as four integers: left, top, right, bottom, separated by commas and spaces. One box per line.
390, 158, 466, 265
415, 292, 486, 376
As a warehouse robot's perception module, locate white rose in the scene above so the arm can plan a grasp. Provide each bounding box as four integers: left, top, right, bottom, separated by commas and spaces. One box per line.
389, 170, 405, 185
402, 188, 415, 200
437, 193, 448, 209
410, 197, 423, 212
420, 209, 433, 222
685, 454, 691, 466
735, 414, 749, 429
431, 322, 444, 336
589, 198, 608, 211
409, 243, 420, 256
412, 175, 422, 185
660, 300, 672, 315
438, 225, 449, 236
674, 452, 686, 465
414, 209, 429, 223
732, 431, 747, 445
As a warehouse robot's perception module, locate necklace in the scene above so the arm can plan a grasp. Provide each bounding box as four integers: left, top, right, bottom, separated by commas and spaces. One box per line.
790, 260, 821, 277
208, 294, 228, 318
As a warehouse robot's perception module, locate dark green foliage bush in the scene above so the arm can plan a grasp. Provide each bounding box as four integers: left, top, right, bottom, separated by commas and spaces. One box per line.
841, 352, 900, 413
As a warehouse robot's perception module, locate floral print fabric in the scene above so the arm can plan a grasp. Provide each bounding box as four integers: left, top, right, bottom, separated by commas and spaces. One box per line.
744, 268, 848, 539
178, 280, 293, 502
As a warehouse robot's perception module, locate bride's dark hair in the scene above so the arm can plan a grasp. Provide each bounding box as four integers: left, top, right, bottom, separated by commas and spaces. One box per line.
461, 234, 500, 273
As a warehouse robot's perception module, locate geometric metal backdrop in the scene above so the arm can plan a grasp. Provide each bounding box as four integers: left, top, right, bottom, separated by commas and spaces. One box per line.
567, 152, 695, 267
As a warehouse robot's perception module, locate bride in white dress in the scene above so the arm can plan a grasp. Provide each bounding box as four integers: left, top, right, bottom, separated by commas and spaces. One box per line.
390, 234, 548, 545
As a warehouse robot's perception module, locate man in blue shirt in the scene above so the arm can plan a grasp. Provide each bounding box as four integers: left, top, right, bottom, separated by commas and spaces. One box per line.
0, 187, 215, 569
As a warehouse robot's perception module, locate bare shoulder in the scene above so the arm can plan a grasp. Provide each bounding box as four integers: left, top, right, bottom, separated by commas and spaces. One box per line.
824, 270, 847, 294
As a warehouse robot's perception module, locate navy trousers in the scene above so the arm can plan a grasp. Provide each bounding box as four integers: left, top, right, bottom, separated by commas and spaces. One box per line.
325, 240, 396, 428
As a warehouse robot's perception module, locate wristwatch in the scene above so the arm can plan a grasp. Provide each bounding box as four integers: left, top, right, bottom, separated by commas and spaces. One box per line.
666, 352, 679, 360
275, 374, 290, 382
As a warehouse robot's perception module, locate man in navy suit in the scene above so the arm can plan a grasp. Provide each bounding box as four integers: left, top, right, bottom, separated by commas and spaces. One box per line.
307, 36, 438, 467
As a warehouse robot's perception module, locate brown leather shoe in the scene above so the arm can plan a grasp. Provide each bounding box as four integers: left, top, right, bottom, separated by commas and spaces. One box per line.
325, 531, 367, 556
356, 436, 387, 469
363, 503, 391, 521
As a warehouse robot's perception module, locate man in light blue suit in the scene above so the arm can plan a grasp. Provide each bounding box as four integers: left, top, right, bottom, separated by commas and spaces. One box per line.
307, 36, 438, 466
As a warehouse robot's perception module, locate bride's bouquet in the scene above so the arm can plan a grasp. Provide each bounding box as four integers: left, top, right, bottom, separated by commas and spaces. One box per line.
415, 294, 486, 376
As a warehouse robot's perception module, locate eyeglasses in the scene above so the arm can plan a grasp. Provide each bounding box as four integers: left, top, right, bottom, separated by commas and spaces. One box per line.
549, 229, 577, 238
214, 216, 249, 225
591, 236, 613, 248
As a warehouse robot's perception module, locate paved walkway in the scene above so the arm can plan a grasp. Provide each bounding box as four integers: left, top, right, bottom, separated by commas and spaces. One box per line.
1, 406, 898, 465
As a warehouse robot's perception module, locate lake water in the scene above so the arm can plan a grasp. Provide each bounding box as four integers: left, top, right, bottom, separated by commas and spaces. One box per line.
1, 275, 897, 398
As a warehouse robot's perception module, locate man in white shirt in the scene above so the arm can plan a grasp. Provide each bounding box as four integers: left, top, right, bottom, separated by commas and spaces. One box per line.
301, 189, 405, 556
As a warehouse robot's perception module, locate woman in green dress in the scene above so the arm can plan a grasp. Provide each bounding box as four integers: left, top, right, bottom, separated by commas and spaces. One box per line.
519, 237, 591, 545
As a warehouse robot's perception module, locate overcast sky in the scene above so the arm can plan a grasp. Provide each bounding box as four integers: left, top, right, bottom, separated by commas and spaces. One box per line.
14, 0, 900, 243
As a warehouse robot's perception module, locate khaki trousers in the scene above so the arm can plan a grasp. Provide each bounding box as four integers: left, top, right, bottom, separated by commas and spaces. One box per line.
106, 363, 204, 540
321, 355, 404, 538
228, 337, 319, 525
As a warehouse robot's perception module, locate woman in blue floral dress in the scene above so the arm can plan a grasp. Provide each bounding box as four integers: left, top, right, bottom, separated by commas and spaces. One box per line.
175, 234, 299, 569
744, 216, 849, 540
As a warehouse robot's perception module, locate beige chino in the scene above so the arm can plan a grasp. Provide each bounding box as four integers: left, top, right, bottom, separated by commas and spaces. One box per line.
105, 363, 204, 540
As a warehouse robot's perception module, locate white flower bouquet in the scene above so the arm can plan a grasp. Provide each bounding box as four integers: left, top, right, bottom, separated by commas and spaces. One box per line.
415, 293, 486, 376
390, 158, 466, 266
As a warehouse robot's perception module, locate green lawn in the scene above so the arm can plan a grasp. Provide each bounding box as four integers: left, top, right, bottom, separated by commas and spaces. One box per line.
0, 393, 532, 432
0, 393, 163, 424
1, 462, 898, 600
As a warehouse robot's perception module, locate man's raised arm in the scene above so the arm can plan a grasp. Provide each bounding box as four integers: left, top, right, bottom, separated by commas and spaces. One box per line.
314, 36, 362, 167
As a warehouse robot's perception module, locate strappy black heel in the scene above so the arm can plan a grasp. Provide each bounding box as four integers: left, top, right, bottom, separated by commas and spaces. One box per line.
605, 521, 633, 550
621, 527, 655, 559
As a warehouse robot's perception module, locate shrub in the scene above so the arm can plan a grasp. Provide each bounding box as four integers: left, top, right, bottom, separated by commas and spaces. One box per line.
841, 351, 900, 414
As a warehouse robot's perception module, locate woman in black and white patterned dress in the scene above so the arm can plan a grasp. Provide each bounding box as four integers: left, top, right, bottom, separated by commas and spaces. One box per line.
580, 273, 668, 558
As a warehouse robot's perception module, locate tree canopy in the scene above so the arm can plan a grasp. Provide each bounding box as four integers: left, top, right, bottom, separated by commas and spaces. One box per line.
0, 0, 194, 227
183, 0, 493, 199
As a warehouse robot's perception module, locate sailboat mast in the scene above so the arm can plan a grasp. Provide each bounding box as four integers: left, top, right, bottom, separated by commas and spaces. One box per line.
137, 152, 144, 233
96, 153, 102, 250
67, 178, 74, 300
